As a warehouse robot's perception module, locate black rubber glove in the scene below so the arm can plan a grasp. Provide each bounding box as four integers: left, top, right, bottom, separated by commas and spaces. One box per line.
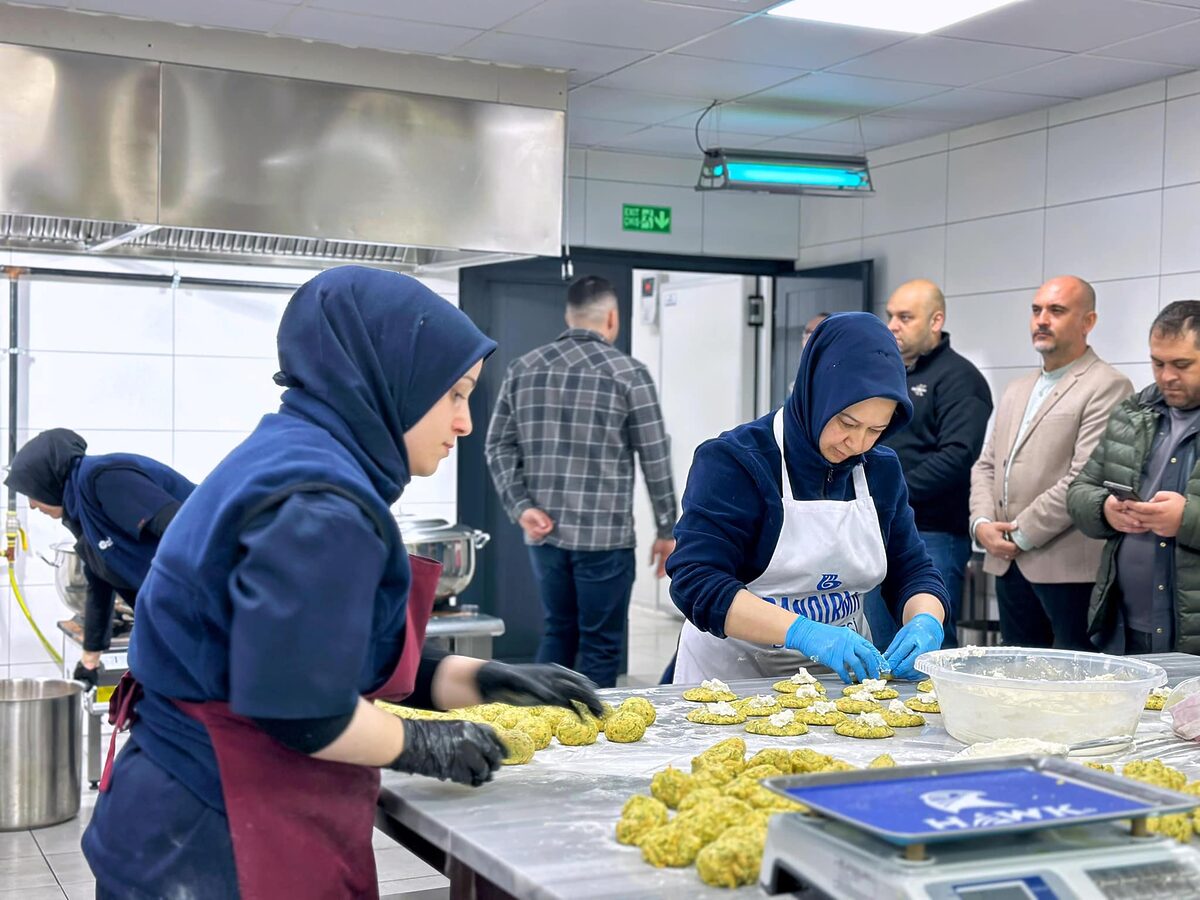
73, 660, 101, 690
388, 719, 506, 787
475, 661, 604, 718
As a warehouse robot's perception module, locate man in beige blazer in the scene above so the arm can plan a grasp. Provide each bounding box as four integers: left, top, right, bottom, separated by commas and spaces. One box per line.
969, 276, 1133, 650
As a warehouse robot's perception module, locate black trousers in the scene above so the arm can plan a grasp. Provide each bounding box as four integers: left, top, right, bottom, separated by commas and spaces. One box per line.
995, 564, 1095, 651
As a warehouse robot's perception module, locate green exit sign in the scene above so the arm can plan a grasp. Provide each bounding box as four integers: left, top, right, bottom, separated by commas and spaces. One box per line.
622, 204, 672, 234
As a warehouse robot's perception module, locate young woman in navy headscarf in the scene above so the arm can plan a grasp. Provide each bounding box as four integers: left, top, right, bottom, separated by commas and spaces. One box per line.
668, 313, 951, 684
5, 429, 195, 687
82, 266, 603, 899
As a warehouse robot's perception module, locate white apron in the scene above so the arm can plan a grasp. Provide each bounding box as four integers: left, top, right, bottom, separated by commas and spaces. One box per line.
674, 410, 888, 682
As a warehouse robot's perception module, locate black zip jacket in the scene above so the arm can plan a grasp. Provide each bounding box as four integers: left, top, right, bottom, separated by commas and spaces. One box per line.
883, 333, 992, 536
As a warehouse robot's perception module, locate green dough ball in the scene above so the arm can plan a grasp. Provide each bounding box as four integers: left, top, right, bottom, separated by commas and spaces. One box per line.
555, 715, 599, 746
615, 795, 668, 846
618, 696, 657, 726
650, 766, 694, 809
497, 728, 535, 765
511, 715, 552, 751
604, 713, 647, 743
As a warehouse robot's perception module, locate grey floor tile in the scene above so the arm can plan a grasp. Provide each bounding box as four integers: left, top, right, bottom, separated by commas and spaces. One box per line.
0, 855, 58, 891
30, 819, 88, 856
62, 883, 97, 900
45, 851, 95, 886
0, 831, 41, 861
372, 827, 398, 850
374, 846, 440, 881
378, 874, 450, 900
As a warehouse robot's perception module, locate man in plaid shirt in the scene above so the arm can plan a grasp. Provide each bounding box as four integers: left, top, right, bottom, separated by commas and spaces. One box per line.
485, 275, 677, 687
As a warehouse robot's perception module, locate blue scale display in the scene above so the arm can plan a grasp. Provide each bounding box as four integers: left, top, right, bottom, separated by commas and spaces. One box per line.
758, 757, 1200, 900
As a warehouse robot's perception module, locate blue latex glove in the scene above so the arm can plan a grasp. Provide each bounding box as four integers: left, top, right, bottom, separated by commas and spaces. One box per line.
884, 613, 944, 679
784, 616, 886, 684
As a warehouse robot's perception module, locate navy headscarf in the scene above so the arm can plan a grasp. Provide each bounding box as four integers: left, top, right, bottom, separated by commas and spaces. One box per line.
274, 266, 496, 503
5, 428, 87, 507
782, 312, 912, 496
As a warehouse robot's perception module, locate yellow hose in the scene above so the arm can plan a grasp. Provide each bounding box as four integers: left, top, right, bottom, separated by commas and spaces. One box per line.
7, 524, 63, 665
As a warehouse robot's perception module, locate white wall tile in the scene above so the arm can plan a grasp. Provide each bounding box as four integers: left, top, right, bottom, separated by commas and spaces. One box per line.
27, 282, 173, 354
1046, 104, 1165, 206
702, 191, 800, 258
8, 583, 67, 666
1089, 277, 1160, 366
566, 176, 587, 247
799, 195, 863, 248
1164, 93, 1200, 187
862, 226, 947, 310
26, 352, 173, 431
395, 501, 458, 527
863, 154, 948, 237
1114, 362, 1154, 392
948, 131, 1048, 221
7, 661, 62, 680
798, 239, 863, 270
1161, 183, 1200, 275
1044, 191, 1163, 282
945, 210, 1045, 295
867, 133, 949, 167
400, 445, 459, 508
1047, 80, 1167, 127
948, 108, 1049, 150
947, 291, 1039, 370
174, 287, 288, 358
584, 181, 703, 254
1167, 69, 1200, 100
69, 429, 174, 463
173, 357, 281, 431
172, 431, 247, 484
1161, 271, 1200, 301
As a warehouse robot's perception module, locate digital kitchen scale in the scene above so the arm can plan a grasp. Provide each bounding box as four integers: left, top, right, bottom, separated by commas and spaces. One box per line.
761, 756, 1200, 900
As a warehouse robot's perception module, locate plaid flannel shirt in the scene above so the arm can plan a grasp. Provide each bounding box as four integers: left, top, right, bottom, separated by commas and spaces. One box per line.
485, 329, 677, 551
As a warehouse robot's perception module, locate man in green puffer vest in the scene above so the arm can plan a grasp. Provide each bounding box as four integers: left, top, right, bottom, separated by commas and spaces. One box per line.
1068, 300, 1200, 655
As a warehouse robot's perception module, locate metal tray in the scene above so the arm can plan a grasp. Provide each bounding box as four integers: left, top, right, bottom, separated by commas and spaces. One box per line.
763, 755, 1199, 846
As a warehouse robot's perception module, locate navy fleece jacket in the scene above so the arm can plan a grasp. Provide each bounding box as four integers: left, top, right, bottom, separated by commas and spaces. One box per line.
666, 312, 950, 637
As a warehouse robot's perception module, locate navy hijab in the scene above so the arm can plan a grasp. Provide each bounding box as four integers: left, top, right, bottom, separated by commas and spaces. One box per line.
274, 266, 496, 503
5, 428, 87, 507
782, 312, 912, 497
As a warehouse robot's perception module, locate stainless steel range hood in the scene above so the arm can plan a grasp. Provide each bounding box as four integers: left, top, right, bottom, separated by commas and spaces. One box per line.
0, 44, 565, 270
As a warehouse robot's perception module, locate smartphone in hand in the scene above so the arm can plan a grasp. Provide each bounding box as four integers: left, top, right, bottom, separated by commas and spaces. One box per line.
1103, 480, 1143, 503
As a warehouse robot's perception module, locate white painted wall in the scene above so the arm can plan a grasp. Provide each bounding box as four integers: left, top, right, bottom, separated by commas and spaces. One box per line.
0, 250, 458, 678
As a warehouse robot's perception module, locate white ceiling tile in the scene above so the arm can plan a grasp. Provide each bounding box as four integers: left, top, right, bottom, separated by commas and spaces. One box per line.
884, 88, 1070, 124
831, 36, 1065, 87
983, 55, 1189, 98
665, 102, 841, 137
603, 124, 770, 156
756, 136, 871, 157
455, 32, 650, 74
678, 16, 905, 71
800, 116, 958, 150
592, 54, 800, 101
275, 7, 482, 53
568, 117, 650, 147
307, 0, 543, 29
568, 86, 711, 124
1095, 20, 1200, 68
74, 0, 293, 30
649, 0, 779, 11
498, 0, 740, 52
940, 0, 1199, 53
751, 73, 946, 116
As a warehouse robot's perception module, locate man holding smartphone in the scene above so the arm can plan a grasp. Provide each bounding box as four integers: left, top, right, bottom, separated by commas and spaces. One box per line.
1069, 301, 1200, 655
969, 276, 1132, 650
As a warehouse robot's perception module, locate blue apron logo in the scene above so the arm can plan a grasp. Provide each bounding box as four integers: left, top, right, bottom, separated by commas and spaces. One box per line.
816, 574, 842, 590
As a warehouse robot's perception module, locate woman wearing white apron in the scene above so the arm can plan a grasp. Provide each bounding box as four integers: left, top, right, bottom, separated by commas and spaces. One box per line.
668, 313, 950, 683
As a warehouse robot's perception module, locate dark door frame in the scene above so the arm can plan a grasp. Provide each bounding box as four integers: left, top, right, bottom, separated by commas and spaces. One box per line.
457, 247, 797, 662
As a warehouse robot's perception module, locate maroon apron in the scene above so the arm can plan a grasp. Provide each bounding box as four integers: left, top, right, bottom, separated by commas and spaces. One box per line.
102, 554, 442, 900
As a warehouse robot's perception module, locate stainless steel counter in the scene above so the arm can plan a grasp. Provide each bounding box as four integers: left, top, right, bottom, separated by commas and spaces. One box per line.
376, 653, 1200, 900
425, 612, 505, 659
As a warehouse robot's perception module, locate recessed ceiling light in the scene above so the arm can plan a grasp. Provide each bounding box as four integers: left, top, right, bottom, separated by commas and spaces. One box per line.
767, 0, 1025, 34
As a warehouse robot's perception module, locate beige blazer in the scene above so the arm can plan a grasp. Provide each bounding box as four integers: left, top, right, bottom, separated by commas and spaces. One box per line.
969, 348, 1133, 583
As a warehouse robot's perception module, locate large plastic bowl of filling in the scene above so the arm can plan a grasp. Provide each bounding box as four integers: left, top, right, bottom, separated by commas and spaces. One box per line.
915, 647, 1166, 750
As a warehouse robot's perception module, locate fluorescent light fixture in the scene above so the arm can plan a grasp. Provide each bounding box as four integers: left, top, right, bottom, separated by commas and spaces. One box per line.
767, 0, 1025, 34
697, 148, 872, 196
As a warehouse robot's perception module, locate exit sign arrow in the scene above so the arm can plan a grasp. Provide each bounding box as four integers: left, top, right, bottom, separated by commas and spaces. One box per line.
622, 203, 672, 234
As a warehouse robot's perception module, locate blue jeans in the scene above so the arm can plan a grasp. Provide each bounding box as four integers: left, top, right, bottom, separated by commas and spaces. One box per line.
527, 545, 636, 689
864, 530, 971, 651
